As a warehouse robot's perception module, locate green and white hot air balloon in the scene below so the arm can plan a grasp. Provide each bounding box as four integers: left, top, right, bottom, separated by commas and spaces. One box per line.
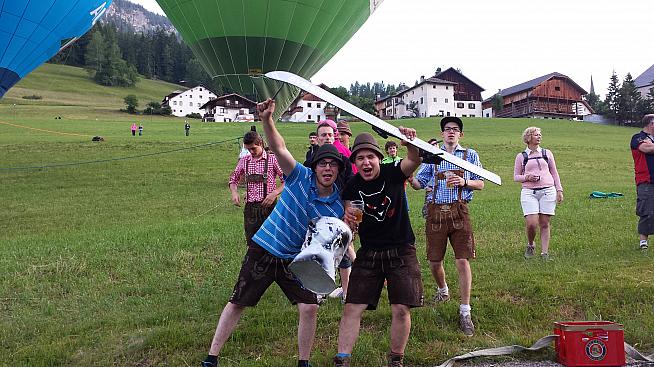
156, 0, 384, 117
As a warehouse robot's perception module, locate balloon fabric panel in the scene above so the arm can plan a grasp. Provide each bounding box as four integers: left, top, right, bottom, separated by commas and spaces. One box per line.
0, 0, 112, 97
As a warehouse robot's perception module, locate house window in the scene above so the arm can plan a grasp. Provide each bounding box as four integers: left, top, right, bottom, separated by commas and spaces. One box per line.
307, 102, 312, 107
189, 102, 193, 106
226, 100, 231, 105
433, 85, 436, 89
197, 103, 201, 107
446, 86, 449, 89
199, 88, 203, 91
199, 95, 202, 99
446, 112, 450, 116
189, 95, 192, 98
433, 98, 437, 102
468, 103, 475, 109
317, 103, 321, 108
555, 86, 561, 91
462, 114, 467, 117
457, 102, 465, 108
470, 114, 476, 117
308, 114, 312, 120
420, 97, 424, 104
173, 101, 177, 105
445, 98, 449, 103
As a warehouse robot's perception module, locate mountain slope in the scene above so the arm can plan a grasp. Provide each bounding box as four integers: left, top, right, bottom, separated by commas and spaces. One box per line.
0, 63, 183, 109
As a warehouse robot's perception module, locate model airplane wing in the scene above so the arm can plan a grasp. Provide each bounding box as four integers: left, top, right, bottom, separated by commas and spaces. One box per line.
265, 71, 501, 185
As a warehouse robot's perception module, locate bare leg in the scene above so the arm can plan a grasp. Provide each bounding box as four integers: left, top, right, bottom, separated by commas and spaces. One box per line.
525, 214, 539, 245
454, 259, 472, 305
208, 302, 246, 355
429, 260, 447, 289
297, 303, 319, 360
390, 304, 411, 354
539, 214, 551, 254
337, 303, 367, 354
339, 267, 351, 295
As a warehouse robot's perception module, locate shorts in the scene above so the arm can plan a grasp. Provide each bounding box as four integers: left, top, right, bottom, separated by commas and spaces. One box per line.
520, 187, 557, 216
636, 183, 654, 235
425, 202, 476, 261
346, 245, 423, 310
244, 202, 274, 244
229, 244, 318, 306
338, 253, 352, 269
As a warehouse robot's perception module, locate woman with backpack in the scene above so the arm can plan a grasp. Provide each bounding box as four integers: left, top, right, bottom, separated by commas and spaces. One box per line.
514, 127, 563, 260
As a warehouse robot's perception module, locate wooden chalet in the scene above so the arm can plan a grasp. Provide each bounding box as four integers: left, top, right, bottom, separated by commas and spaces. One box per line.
434, 67, 484, 102
483, 72, 588, 119
200, 93, 257, 122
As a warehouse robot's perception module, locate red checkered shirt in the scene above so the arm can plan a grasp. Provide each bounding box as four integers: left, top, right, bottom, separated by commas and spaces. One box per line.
229, 151, 284, 203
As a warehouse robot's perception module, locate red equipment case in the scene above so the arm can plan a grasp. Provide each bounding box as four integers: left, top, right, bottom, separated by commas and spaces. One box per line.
554, 321, 625, 366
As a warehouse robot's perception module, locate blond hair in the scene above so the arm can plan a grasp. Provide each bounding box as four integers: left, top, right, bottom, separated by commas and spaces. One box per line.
522, 127, 541, 145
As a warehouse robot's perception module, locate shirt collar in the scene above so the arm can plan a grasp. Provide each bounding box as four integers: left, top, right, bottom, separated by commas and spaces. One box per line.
250, 149, 268, 161
437, 143, 465, 152
524, 146, 542, 155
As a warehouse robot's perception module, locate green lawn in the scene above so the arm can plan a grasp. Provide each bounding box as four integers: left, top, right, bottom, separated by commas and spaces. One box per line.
1, 80, 653, 366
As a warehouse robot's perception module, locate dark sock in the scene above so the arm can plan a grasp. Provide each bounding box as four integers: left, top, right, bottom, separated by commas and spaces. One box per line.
204, 355, 218, 364
298, 360, 310, 367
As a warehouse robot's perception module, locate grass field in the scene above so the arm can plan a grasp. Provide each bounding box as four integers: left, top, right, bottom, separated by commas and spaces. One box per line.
1, 65, 653, 367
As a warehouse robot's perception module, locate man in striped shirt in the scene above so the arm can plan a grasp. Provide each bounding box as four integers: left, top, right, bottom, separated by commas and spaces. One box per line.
413, 116, 484, 337
202, 98, 345, 367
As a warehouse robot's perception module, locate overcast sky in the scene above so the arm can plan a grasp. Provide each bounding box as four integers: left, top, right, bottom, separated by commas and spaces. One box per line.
133, 0, 652, 99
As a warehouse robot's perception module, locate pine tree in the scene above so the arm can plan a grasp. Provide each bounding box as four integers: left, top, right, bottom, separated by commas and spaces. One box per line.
618, 73, 641, 124
604, 71, 621, 123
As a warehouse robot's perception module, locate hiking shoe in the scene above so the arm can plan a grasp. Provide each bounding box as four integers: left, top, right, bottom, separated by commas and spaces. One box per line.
387, 352, 404, 367
201, 360, 218, 367
333, 355, 351, 367
524, 244, 535, 258
459, 313, 475, 337
540, 253, 551, 261
432, 289, 450, 304
329, 287, 344, 299
640, 242, 649, 250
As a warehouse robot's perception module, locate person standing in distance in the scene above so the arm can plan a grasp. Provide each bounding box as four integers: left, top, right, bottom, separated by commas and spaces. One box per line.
631, 114, 654, 250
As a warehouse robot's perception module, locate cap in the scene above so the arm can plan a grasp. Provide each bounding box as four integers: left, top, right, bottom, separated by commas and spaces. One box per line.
310, 144, 344, 172
349, 132, 384, 163
317, 119, 337, 133
440, 116, 463, 131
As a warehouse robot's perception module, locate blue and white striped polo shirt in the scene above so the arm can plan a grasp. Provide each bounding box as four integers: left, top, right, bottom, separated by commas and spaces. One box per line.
415, 144, 483, 204
253, 162, 344, 259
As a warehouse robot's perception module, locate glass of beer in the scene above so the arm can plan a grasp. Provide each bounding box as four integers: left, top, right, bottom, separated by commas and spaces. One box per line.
351, 200, 364, 227
445, 171, 455, 188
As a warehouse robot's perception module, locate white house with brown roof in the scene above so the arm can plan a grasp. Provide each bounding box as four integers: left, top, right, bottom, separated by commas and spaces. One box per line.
162, 85, 217, 117
374, 68, 484, 119
281, 85, 340, 122
199, 93, 257, 122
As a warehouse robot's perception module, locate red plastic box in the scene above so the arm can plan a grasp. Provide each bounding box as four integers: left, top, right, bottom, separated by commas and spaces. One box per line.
554, 321, 625, 367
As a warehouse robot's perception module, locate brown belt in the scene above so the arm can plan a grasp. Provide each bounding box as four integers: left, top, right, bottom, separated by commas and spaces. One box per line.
430, 201, 468, 211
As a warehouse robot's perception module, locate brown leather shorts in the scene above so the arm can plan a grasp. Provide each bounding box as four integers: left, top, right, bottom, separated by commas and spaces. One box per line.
425, 201, 476, 261
229, 245, 318, 306
243, 201, 274, 244
346, 245, 424, 310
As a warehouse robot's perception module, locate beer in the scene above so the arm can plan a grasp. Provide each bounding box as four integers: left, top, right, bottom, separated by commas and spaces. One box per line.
445, 170, 455, 188
353, 208, 363, 224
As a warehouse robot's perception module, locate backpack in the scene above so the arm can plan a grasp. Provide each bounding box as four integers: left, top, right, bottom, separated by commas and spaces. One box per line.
521, 148, 548, 172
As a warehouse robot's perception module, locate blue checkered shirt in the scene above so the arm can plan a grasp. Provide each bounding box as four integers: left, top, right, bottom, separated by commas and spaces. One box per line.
415, 144, 483, 204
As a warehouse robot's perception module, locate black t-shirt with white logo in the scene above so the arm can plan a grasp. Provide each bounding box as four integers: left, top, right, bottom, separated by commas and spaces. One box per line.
342, 162, 414, 250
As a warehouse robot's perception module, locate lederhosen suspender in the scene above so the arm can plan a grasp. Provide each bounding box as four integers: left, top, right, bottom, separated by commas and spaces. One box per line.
245, 154, 269, 202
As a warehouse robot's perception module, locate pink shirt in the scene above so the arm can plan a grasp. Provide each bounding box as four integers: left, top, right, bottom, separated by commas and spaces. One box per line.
334, 140, 358, 174
229, 150, 284, 202
513, 147, 563, 191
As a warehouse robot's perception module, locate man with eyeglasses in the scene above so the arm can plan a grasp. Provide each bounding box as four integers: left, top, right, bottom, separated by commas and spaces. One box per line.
412, 116, 484, 337
202, 99, 345, 367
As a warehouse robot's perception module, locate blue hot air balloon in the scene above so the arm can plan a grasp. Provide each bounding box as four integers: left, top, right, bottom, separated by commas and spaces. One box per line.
0, 0, 112, 97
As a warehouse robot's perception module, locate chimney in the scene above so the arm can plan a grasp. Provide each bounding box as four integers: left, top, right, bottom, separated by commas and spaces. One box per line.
420, 76, 425, 82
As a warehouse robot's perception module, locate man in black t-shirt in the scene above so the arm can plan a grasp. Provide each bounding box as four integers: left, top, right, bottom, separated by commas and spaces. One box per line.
334, 131, 423, 367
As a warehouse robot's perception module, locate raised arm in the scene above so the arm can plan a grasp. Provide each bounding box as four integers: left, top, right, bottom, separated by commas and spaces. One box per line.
398, 126, 421, 177
258, 98, 296, 176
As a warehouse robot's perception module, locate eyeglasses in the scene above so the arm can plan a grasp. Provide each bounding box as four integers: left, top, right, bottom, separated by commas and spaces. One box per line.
317, 160, 339, 168
443, 127, 461, 132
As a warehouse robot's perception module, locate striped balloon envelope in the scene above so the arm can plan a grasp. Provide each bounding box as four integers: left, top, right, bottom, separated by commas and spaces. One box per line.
0, 0, 112, 97
156, 0, 384, 117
